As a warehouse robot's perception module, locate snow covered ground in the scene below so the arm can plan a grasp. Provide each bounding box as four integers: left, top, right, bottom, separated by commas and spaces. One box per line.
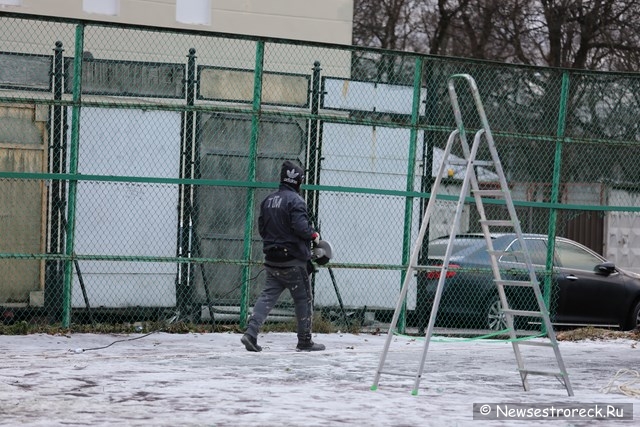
0, 331, 638, 426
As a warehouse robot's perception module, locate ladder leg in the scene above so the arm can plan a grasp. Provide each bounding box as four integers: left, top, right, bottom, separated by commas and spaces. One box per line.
372, 130, 461, 391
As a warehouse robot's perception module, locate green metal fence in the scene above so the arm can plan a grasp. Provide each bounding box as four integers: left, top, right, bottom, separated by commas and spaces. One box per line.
1, 12, 639, 334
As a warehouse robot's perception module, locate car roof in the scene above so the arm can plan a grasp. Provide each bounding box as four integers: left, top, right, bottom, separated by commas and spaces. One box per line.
428, 233, 610, 265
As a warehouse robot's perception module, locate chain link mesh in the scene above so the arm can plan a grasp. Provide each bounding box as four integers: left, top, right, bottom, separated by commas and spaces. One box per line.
1, 13, 639, 334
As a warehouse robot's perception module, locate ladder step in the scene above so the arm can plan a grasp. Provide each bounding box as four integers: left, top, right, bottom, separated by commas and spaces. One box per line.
519, 369, 567, 378
448, 159, 494, 167
513, 340, 556, 347
502, 309, 545, 318
495, 279, 535, 287
480, 220, 513, 227
379, 370, 419, 378
473, 189, 504, 198
473, 160, 494, 167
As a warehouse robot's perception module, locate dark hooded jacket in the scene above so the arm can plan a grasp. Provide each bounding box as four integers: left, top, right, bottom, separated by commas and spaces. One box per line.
258, 161, 316, 267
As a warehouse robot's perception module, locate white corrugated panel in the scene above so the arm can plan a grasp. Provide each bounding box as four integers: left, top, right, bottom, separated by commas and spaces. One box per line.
314, 123, 472, 310
71, 107, 180, 307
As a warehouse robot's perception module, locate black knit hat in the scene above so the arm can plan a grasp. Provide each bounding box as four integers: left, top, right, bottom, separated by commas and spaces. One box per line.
280, 160, 304, 190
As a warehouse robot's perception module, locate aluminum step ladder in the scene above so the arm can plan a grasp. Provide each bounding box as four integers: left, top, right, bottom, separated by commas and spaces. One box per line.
371, 74, 573, 396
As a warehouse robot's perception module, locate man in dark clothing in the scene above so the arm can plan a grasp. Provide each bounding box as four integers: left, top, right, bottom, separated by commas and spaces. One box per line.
241, 160, 325, 352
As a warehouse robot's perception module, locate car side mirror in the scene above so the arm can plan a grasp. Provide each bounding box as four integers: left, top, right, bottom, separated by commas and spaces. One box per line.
595, 262, 616, 275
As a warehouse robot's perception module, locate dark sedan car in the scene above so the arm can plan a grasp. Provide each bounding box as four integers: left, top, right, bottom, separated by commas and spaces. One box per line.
416, 234, 640, 332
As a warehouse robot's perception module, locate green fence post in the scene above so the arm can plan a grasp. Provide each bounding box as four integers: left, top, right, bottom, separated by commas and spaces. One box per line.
239, 40, 265, 329
176, 48, 198, 318
415, 60, 438, 333
45, 40, 67, 319
544, 71, 570, 321
62, 23, 85, 328
307, 60, 322, 227
398, 56, 424, 333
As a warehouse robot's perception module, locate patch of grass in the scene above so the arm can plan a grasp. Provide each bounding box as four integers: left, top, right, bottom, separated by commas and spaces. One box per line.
0, 312, 358, 336
556, 326, 640, 342
0, 320, 234, 336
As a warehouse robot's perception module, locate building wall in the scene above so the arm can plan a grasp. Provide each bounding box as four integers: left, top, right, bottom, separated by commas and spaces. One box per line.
0, 0, 354, 45
606, 189, 640, 273
0, 103, 48, 303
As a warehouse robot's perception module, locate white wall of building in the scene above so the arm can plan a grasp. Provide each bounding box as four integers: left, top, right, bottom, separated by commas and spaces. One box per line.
605, 189, 640, 273
0, 0, 354, 45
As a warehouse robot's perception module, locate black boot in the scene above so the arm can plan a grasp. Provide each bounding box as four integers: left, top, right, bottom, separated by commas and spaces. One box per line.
296, 339, 325, 352
241, 333, 262, 352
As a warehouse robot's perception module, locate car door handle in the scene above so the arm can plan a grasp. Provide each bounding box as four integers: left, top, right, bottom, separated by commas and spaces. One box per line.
565, 274, 578, 281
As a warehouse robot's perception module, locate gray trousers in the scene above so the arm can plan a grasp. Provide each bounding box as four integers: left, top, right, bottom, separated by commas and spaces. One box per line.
246, 265, 313, 342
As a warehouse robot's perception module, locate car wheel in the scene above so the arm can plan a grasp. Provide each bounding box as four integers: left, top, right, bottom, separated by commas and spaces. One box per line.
628, 300, 640, 331
486, 296, 507, 331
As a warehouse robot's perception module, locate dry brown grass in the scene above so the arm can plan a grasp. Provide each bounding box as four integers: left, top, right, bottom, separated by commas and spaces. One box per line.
555, 326, 640, 342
